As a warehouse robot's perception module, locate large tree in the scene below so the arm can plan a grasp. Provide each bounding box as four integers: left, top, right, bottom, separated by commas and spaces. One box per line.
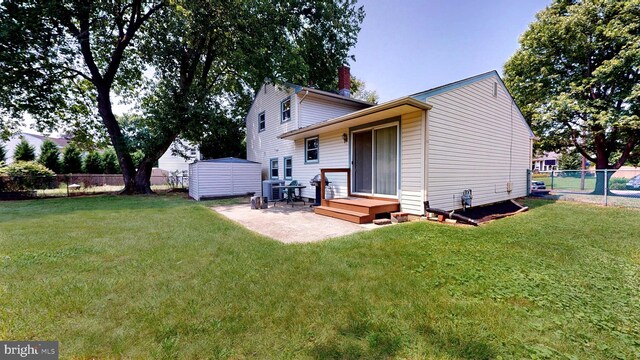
0, 0, 364, 193
504, 0, 640, 194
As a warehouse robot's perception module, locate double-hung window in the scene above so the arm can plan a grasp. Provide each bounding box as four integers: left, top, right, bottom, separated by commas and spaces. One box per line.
305, 136, 319, 163
284, 156, 292, 180
281, 98, 291, 123
270, 158, 279, 179
258, 111, 265, 132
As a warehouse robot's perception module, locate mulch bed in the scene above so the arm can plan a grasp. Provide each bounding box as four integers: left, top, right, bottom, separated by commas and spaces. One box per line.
455, 200, 526, 223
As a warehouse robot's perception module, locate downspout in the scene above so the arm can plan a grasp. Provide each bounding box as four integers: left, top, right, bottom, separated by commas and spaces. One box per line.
422, 109, 429, 215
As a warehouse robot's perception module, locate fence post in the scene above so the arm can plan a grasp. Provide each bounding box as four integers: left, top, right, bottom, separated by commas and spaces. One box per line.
551, 171, 554, 190
66, 175, 69, 197
604, 169, 608, 206
526, 169, 531, 196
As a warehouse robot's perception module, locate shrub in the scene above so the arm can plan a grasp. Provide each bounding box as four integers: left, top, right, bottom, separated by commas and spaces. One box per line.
13, 138, 36, 162
83, 151, 104, 174
38, 139, 62, 173
62, 143, 83, 173
609, 178, 628, 190
0, 161, 55, 190
102, 148, 120, 174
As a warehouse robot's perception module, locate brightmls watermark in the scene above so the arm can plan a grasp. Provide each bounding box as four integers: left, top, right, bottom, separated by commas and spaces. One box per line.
1, 341, 58, 359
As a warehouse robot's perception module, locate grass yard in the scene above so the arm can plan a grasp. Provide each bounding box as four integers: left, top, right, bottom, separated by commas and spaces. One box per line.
534, 175, 597, 191
1, 195, 639, 359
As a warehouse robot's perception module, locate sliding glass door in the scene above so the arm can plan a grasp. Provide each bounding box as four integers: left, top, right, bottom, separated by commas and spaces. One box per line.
353, 131, 372, 193
352, 124, 398, 197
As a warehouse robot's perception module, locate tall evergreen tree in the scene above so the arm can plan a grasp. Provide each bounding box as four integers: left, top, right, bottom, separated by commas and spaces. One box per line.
38, 139, 61, 173
83, 151, 104, 174
13, 138, 36, 162
61, 143, 83, 174
102, 148, 120, 174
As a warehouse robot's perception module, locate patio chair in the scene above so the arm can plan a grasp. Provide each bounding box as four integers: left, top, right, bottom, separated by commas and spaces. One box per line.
285, 180, 305, 205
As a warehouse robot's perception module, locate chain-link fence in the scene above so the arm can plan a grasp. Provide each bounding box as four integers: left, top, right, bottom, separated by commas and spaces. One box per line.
530, 169, 640, 208
0, 172, 188, 200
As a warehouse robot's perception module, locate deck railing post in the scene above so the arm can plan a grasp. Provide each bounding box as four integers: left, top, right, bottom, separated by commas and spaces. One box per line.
604, 169, 608, 206
320, 169, 326, 206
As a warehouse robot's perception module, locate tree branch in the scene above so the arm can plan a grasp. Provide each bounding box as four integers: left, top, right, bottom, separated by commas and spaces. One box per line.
612, 138, 636, 169
572, 139, 596, 163
60, 66, 92, 81
103, 1, 164, 84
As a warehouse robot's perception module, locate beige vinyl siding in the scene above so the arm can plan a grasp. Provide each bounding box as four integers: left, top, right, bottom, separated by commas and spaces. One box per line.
246, 83, 299, 180
425, 75, 532, 210
292, 129, 350, 200
299, 95, 368, 128
400, 111, 426, 214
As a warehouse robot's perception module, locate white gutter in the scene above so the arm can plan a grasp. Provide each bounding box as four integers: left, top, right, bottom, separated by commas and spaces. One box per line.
279, 96, 432, 140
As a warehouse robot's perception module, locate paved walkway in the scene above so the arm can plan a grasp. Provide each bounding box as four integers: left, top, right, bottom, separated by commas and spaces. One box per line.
211, 203, 380, 243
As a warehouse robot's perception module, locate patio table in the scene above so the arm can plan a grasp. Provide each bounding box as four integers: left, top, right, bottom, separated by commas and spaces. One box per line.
272, 185, 306, 205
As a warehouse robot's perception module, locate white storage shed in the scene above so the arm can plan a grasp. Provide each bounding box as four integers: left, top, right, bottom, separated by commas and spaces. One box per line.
189, 158, 262, 201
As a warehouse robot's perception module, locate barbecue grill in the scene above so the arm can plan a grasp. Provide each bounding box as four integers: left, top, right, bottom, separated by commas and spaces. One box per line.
310, 174, 331, 207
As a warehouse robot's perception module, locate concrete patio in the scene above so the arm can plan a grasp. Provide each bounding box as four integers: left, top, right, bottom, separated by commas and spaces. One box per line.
211, 203, 382, 243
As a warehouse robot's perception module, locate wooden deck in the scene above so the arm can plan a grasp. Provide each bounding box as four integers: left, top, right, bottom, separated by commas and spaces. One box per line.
315, 197, 400, 224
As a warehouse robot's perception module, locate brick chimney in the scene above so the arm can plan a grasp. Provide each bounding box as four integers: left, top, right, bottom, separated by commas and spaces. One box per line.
338, 65, 350, 97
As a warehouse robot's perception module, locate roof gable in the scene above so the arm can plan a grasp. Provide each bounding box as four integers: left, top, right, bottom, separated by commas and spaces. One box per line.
411, 70, 535, 138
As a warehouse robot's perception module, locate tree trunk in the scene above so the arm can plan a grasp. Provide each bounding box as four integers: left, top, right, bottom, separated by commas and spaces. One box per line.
132, 160, 154, 194
593, 169, 614, 195
128, 133, 181, 194
95, 85, 139, 193
592, 155, 615, 195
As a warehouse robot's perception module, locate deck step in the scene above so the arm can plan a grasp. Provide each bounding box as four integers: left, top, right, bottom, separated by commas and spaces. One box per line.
324, 198, 400, 215
314, 206, 374, 224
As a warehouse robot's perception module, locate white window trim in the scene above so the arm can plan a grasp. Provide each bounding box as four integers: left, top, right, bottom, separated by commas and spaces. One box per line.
304, 136, 319, 164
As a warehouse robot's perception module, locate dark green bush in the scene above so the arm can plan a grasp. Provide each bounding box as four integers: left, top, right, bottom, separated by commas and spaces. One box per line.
609, 178, 628, 190
38, 139, 62, 173
0, 161, 55, 190
102, 148, 120, 174
83, 151, 104, 173
62, 143, 83, 173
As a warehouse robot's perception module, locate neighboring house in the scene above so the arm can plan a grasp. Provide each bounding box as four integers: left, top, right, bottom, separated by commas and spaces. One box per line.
3, 133, 69, 164
532, 152, 559, 172
157, 140, 201, 174
246, 67, 534, 216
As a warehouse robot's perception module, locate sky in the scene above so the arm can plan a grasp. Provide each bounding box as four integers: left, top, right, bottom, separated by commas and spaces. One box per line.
349, 0, 550, 102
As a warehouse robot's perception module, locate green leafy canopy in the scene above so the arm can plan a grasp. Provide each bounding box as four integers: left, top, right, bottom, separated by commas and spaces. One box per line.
504, 0, 640, 170
0, 0, 365, 193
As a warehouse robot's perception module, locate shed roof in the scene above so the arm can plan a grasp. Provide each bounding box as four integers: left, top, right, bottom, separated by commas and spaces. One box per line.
198, 157, 260, 164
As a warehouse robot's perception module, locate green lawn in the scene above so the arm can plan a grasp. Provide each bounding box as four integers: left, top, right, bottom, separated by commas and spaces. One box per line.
533, 175, 634, 192
1, 195, 639, 359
